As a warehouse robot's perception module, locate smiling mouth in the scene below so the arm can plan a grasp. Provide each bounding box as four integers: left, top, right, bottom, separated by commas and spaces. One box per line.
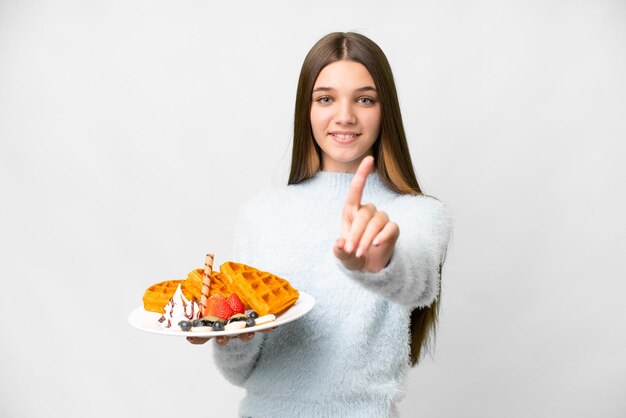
330, 132, 360, 144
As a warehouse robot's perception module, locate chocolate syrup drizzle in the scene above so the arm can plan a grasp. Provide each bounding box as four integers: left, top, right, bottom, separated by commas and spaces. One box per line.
159, 291, 199, 328
182, 298, 197, 320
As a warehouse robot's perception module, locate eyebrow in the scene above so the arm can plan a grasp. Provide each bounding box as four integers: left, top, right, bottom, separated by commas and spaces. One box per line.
312, 86, 377, 93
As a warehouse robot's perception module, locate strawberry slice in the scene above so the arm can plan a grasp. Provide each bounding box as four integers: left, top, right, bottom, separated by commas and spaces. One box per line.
204, 294, 223, 317
227, 293, 245, 315
206, 294, 234, 320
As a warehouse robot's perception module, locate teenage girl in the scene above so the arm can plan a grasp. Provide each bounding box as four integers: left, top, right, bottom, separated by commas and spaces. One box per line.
188, 32, 452, 418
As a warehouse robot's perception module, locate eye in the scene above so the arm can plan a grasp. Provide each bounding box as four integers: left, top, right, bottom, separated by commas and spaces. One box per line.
357, 97, 376, 105
315, 96, 333, 104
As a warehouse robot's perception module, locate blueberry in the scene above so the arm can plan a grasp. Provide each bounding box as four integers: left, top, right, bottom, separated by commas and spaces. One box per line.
212, 321, 224, 332
248, 311, 259, 319
245, 318, 256, 328
178, 320, 192, 331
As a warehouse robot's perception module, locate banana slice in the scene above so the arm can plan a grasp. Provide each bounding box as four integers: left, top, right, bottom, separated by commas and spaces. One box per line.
191, 326, 213, 332
224, 321, 246, 331
254, 314, 276, 325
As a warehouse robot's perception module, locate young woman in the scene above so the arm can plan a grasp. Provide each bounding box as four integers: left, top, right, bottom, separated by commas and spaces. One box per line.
189, 32, 452, 418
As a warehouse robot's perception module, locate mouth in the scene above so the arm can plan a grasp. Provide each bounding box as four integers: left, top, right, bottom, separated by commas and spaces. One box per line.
329, 131, 360, 144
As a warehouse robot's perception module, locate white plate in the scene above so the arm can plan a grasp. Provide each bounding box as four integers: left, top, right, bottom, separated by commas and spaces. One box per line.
128, 291, 315, 337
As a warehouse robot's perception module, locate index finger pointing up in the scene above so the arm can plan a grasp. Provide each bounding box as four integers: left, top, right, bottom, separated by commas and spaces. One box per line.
344, 156, 374, 208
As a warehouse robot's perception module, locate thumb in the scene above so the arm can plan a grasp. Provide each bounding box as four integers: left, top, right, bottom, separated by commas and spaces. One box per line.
333, 238, 351, 260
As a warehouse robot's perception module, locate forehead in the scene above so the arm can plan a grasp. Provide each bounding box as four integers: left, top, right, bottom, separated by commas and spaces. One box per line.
313, 60, 375, 89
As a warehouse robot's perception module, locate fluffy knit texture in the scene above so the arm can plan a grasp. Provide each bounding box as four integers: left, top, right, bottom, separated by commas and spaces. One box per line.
212, 171, 453, 418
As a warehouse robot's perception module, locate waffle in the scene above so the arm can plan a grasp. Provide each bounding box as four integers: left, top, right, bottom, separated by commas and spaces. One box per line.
183, 269, 234, 301
220, 262, 299, 316
210, 272, 234, 300
181, 269, 203, 300
142, 280, 181, 314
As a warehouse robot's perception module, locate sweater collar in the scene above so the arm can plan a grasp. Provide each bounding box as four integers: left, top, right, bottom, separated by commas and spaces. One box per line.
302, 170, 388, 197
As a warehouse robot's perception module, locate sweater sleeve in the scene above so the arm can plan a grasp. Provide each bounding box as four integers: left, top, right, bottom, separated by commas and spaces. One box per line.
338, 196, 453, 308
211, 196, 266, 387
211, 334, 266, 386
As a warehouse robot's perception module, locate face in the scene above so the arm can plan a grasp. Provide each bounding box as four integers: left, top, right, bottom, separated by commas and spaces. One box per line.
310, 60, 381, 173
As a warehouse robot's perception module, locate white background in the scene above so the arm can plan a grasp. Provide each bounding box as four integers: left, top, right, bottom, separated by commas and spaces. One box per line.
1, 1, 625, 417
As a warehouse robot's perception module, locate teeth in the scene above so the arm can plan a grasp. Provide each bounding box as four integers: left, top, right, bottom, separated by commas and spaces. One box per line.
254, 314, 276, 325
334, 134, 357, 140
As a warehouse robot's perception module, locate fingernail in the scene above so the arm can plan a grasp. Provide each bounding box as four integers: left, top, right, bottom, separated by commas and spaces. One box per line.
373, 239, 379, 246
355, 248, 363, 258
345, 242, 353, 253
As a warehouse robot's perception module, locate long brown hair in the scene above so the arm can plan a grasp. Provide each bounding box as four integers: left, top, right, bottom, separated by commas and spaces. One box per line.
288, 32, 442, 366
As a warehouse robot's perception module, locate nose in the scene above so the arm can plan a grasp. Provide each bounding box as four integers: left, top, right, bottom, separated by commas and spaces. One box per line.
334, 100, 356, 125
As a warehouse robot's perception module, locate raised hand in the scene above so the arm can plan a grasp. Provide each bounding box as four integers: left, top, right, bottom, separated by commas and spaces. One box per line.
333, 156, 399, 272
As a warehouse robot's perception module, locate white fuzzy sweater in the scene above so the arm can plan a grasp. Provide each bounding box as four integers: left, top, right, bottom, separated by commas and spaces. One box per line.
212, 171, 452, 418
